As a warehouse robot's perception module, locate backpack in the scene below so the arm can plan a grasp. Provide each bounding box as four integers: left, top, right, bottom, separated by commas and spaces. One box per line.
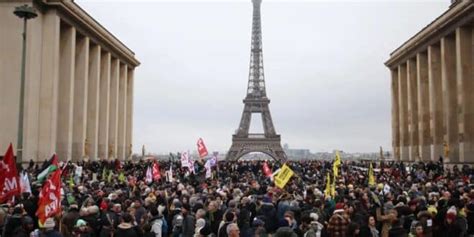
161, 217, 168, 237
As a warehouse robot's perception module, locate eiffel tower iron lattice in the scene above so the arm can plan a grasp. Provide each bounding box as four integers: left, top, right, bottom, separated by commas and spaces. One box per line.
226, 0, 287, 162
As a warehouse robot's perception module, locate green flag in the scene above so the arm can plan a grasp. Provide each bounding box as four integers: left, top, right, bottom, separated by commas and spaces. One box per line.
37, 155, 59, 183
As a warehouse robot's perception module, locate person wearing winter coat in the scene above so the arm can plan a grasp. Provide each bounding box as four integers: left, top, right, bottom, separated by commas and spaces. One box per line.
114, 213, 141, 237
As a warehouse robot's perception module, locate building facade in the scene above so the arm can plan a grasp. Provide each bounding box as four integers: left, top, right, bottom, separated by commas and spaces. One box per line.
0, 0, 140, 162
386, 0, 473, 163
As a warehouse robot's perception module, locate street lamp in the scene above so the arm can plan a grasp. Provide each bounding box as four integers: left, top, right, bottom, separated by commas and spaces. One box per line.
14, 5, 37, 164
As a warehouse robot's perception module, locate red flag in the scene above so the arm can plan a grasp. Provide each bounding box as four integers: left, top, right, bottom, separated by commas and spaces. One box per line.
36, 168, 61, 225
153, 162, 161, 181
197, 138, 209, 158
0, 144, 21, 203
262, 161, 272, 177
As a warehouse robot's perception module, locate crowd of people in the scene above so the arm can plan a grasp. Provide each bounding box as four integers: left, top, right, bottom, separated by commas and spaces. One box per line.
1, 157, 474, 237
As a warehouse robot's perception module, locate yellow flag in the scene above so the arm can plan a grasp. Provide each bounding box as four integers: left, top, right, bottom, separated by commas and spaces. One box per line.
118, 171, 126, 184
333, 151, 341, 178
331, 173, 336, 197
274, 164, 294, 189
368, 163, 375, 186
324, 172, 331, 197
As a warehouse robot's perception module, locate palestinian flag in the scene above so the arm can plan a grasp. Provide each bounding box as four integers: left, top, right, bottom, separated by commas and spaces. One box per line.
37, 154, 58, 183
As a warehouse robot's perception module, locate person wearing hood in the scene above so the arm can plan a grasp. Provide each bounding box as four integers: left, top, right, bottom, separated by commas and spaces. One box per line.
114, 213, 141, 237
150, 205, 167, 237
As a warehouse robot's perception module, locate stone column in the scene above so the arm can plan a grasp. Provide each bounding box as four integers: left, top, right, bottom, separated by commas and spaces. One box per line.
87, 44, 101, 160
407, 59, 419, 161
125, 68, 134, 159
455, 27, 474, 163
72, 36, 89, 161
398, 64, 409, 161
118, 64, 128, 160
441, 36, 458, 163
428, 44, 444, 161
98, 52, 111, 160
56, 25, 76, 161
417, 52, 431, 161
109, 58, 120, 159
38, 10, 60, 161
391, 69, 400, 160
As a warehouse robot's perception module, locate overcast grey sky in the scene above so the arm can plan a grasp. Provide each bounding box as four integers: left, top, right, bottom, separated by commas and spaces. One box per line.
77, 0, 448, 154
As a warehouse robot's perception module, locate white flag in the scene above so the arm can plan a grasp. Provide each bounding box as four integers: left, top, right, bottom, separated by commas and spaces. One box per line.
167, 165, 174, 182
205, 160, 212, 179
20, 172, 31, 194
181, 152, 190, 168
145, 166, 153, 184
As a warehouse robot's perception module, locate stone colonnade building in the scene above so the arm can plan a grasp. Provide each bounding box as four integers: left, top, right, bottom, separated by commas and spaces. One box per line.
0, 0, 140, 162
385, 0, 473, 163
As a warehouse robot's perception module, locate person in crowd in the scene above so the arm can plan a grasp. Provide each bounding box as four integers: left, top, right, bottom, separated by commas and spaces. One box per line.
114, 213, 141, 237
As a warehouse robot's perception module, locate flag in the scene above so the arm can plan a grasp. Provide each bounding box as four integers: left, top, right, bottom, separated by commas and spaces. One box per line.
152, 162, 161, 181
20, 172, 31, 194
210, 152, 218, 167
107, 170, 113, 183
68, 175, 74, 189
333, 151, 341, 178
145, 166, 153, 184
324, 172, 331, 197
180, 152, 190, 168
331, 173, 336, 197
102, 168, 107, 181
36, 168, 61, 225
37, 154, 58, 184
197, 138, 209, 158
205, 159, 212, 179
368, 163, 375, 186
274, 164, 294, 189
118, 171, 126, 184
262, 161, 272, 177
0, 144, 20, 203
167, 165, 173, 182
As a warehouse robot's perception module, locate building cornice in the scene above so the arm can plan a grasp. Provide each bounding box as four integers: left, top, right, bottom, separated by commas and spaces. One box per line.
385, 0, 474, 69
37, 0, 140, 68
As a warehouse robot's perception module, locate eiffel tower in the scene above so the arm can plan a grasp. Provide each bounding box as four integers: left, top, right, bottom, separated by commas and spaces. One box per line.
226, 0, 287, 162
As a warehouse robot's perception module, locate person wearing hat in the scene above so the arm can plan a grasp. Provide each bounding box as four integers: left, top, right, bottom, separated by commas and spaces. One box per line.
72, 219, 93, 237
39, 218, 63, 237
440, 209, 463, 237
327, 203, 349, 237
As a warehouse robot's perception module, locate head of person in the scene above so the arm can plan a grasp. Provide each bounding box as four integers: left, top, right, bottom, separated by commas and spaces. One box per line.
414, 223, 423, 236
121, 213, 134, 224
208, 201, 217, 212
368, 216, 376, 227
21, 216, 34, 231
226, 223, 240, 237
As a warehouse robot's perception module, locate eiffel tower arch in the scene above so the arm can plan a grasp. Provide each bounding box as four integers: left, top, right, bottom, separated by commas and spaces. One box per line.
226, 0, 287, 162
